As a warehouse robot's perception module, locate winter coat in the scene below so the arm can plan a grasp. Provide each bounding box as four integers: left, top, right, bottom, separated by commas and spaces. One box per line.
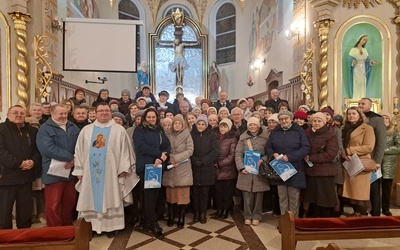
365, 112, 386, 164
36, 118, 80, 185
306, 125, 338, 177
235, 128, 270, 192
0, 120, 41, 185
118, 98, 133, 115
133, 124, 170, 175
163, 128, 194, 187
215, 129, 238, 180
266, 123, 310, 189
342, 123, 375, 201
382, 127, 400, 179
331, 125, 345, 185
69, 97, 86, 107
190, 126, 219, 186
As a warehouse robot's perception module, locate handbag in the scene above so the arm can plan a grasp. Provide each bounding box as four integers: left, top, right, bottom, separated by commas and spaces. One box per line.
259, 155, 281, 181
361, 158, 379, 172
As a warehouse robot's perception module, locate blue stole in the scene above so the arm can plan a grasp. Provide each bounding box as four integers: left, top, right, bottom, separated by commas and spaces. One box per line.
89, 125, 111, 213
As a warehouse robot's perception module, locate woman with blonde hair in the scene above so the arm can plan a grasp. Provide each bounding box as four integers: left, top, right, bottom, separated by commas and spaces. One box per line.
61, 99, 74, 121
341, 107, 375, 216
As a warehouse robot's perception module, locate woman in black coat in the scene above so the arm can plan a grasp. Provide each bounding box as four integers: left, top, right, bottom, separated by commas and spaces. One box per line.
133, 108, 170, 240
190, 114, 219, 224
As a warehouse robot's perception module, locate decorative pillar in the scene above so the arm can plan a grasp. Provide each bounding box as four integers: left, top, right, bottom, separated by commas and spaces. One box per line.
314, 18, 334, 108
9, 11, 31, 108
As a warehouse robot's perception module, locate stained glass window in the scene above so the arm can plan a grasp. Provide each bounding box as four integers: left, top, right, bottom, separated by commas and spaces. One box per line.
216, 3, 236, 64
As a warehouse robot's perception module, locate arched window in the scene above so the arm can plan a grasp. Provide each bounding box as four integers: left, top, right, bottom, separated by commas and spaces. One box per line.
118, 0, 140, 65
216, 3, 236, 64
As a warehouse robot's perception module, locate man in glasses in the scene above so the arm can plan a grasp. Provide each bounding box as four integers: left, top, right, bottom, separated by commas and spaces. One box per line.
0, 105, 41, 229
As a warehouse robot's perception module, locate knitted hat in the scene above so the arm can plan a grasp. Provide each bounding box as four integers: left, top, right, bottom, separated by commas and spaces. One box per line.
25, 117, 40, 126
298, 105, 310, 112
247, 117, 260, 127
268, 113, 279, 123
196, 114, 208, 127
172, 114, 186, 129
75, 88, 85, 96
332, 114, 344, 124
80, 103, 91, 109
200, 99, 212, 107
162, 117, 172, 125
164, 108, 175, 116
320, 107, 334, 117
158, 90, 169, 98
136, 97, 147, 103
121, 89, 131, 97
109, 99, 119, 106
277, 110, 294, 120
207, 107, 217, 114
237, 98, 247, 106
251, 111, 262, 118
208, 114, 218, 122
135, 110, 145, 118
219, 118, 233, 130
254, 100, 263, 107
311, 112, 327, 124
379, 111, 392, 120
294, 111, 308, 121
192, 107, 201, 114
218, 106, 229, 115
112, 112, 126, 123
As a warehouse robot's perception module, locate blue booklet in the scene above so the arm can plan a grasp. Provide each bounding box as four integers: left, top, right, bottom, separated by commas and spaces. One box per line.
269, 157, 297, 181
244, 150, 261, 175
370, 168, 382, 184
144, 164, 162, 189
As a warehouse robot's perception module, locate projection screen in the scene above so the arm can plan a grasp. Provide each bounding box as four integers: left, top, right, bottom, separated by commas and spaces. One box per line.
63, 18, 143, 73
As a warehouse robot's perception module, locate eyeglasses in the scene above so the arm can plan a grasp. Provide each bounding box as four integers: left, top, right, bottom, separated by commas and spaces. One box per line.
279, 117, 291, 121
8, 112, 26, 116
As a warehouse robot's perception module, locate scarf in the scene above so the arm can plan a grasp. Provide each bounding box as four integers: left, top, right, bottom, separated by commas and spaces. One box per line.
342, 120, 363, 149
142, 120, 158, 130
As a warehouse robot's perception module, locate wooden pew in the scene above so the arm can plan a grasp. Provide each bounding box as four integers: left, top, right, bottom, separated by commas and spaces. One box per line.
0, 218, 92, 250
279, 211, 400, 250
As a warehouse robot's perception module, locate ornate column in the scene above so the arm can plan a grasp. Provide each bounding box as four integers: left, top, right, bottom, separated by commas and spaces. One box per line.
309, 0, 339, 108
9, 11, 31, 108
314, 18, 334, 108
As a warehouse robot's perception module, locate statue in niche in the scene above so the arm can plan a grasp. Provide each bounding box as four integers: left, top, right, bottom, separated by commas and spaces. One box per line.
208, 61, 220, 101
348, 34, 377, 100
137, 61, 149, 89
158, 39, 201, 85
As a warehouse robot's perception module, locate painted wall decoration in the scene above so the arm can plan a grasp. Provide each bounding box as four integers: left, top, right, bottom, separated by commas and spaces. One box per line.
341, 23, 382, 100
248, 0, 285, 60
67, 0, 100, 18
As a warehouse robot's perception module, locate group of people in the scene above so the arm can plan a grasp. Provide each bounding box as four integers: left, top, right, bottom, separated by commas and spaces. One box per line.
0, 86, 398, 242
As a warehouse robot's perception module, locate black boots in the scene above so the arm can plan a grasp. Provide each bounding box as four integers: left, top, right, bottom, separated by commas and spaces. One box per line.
199, 213, 207, 224
193, 212, 199, 222
167, 202, 175, 227
221, 210, 229, 219
151, 222, 165, 240
177, 205, 186, 228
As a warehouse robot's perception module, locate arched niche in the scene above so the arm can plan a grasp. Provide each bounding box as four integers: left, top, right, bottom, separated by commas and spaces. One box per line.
149, 16, 208, 104
0, 11, 11, 121
333, 15, 392, 113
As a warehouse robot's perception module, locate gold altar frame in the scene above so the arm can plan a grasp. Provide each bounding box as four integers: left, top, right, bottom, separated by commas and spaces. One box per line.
0, 11, 11, 115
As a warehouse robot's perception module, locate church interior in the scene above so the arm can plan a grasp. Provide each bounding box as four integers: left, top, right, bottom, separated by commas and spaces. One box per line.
1, 0, 400, 249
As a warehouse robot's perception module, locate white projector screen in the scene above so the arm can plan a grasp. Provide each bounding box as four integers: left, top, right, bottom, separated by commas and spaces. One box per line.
63, 18, 143, 72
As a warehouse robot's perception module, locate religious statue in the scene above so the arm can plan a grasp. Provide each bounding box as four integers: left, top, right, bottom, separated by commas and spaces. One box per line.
348, 34, 377, 100
171, 8, 184, 28
137, 61, 149, 89
208, 61, 220, 101
158, 39, 201, 84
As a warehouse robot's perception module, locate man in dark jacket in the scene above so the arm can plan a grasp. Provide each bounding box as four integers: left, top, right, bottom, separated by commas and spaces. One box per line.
213, 91, 235, 112
0, 105, 41, 229
37, 104, 80, 227
358, 98, 386, 216
72, 106, 89, 130
264, 89, 289, 113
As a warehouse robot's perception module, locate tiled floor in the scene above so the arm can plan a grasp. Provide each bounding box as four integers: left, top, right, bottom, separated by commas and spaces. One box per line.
28, 206, 400, 250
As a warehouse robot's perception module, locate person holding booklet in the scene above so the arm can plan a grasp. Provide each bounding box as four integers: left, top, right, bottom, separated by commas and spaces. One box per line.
133, 108, 170, 240
235, 117, 270, 226
266, 110, 309, 218
163, 114, 194, 228
341, 107, 375, 217
304, 112, 339, 217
